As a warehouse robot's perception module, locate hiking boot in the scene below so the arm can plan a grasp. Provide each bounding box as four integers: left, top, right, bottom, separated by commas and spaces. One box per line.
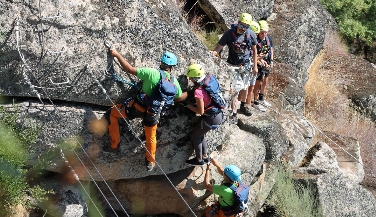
145, 158, 155, 171
239, 105, 253, 116
252, 103, 266, 112
203, 156, 211, 164
186, 158, 204, 166
260, 100, 271, 107
103, 145, 119, 153
229, 115, 238, 124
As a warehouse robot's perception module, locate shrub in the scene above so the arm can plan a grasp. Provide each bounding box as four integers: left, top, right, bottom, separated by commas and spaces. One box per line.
320, 0, 376, 45
266, 163, 322, 217
0, 102, 51, 216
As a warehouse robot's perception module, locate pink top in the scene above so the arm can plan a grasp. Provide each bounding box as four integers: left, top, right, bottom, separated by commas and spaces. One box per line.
194, 86, 211, 107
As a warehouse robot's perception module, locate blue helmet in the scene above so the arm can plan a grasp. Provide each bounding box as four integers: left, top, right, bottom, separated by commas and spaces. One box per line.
161, 51, 178, 66
224, 165, 241, 181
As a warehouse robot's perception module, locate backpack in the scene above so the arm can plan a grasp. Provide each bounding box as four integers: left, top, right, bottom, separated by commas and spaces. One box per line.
223, 182, 250, 215
200, 75, 227, 115
146, 70, 177, 116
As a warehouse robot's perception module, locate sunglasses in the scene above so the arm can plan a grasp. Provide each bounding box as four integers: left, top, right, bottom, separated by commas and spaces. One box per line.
239, 23, 249, 29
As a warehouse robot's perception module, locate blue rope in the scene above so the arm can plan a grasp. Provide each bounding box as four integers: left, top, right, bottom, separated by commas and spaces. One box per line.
110, 73, 140, 90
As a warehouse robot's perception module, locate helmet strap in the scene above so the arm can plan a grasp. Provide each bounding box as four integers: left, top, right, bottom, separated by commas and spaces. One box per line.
197, 75, 206, 83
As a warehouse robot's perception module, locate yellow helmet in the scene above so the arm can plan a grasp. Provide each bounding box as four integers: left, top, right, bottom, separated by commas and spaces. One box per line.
249, 21, 260, 34
238, 13, 253, 26
186, 64, 205, 78
258, 20, 269, 31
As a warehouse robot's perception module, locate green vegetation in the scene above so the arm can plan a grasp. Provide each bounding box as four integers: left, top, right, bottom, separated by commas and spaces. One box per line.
320, 0, 376, 45
194, 29, 220, 50
0, 102, 51, 216
266, 163, 322, 217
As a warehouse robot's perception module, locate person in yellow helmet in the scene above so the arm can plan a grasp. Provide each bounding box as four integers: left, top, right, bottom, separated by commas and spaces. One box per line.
211, 13, 258, 123
252, 20, 274, 111
184, 64, 224, 166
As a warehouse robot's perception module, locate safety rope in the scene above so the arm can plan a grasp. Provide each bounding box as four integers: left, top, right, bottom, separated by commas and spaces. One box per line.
15, 17, 128, 217
60, 150, 104, 217
91, 68, 198, 217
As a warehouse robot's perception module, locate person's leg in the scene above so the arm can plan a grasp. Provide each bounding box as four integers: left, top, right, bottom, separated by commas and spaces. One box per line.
188, 118, 211, 165
108, 104, 128, 149
259, 70, 271, 107
144, 124, 158, 168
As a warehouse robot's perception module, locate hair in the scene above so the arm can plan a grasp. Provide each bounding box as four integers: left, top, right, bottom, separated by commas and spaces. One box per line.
160, 63, 173, 71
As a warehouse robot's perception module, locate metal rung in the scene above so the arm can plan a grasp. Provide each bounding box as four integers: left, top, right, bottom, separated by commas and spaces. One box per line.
49, 77, 70, 85
41, 12, 61, 20
47, 46, 67, 54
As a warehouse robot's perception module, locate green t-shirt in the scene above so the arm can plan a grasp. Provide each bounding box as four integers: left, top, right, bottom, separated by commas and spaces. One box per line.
213, 184, 235, 207
136, 67, 183, 98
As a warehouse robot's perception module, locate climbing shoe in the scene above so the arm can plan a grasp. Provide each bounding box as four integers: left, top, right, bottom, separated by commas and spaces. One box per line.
186, 158, 204, 166
145, 158, 155, 171
203, 157, 211, 164
229, 115, 238, 125
252, 103, 266, 112
103, 145, 119, 153
260, 100, 271, 107
239, 105, 253, 116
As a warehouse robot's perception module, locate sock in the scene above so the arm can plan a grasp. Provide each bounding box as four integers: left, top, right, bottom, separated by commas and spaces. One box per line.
240, 102, 245, 107
259, 94, 264, 101
233, 113, 237, 117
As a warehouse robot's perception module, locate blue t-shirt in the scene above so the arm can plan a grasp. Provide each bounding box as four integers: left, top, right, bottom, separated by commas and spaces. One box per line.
218, 24, 257, 66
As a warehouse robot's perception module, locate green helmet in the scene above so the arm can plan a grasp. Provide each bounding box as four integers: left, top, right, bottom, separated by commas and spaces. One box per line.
238, 13, 253, 26
249, 21, 260, 34
186, 64, 205, 78
258, 20, 269, 31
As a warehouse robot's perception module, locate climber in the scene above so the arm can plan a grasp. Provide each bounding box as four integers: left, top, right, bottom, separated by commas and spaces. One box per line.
203, 158, 248, 217
252, 20, 274, 111
106, 49, 187, 171
184, 64, 225, 166
211, 12, 258, 123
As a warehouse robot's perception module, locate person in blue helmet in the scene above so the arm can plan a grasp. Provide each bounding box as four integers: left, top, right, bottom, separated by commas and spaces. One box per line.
107, 49, 187, 171
203, 158, 242, 217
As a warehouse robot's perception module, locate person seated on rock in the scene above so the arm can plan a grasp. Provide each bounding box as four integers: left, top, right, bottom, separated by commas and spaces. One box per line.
183, 64, 224, 166
252, 20, 274, 111
107, 49, 187, 171
203, 158, 243, 217
210, 12, 258, 122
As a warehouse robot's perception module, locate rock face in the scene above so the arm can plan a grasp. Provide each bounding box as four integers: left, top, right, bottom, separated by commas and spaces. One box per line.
297, 142, 376, 217
0, 0, 375, 216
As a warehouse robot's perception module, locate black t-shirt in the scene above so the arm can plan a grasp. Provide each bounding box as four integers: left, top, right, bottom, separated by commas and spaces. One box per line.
257, 35, 273, 64
218, 25, 257, 66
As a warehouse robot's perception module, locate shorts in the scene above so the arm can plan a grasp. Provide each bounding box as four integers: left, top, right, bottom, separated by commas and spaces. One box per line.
229, 64, 254, 91
256, 67, 270, 81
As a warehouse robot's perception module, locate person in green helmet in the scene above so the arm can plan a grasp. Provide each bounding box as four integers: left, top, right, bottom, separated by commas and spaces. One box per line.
252, 20, 274, 111
211, 13, 258, 123
184, 64, 224, 166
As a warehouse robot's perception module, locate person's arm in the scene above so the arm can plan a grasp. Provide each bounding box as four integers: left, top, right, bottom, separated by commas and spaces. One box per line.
204, 165, 214, 192
252, 45, 258, 75
187, 97, 204, 115
211, 44, 224, 57
211, 158, 224, 176
174, 91, 188, 102
109, 49, 137, 76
